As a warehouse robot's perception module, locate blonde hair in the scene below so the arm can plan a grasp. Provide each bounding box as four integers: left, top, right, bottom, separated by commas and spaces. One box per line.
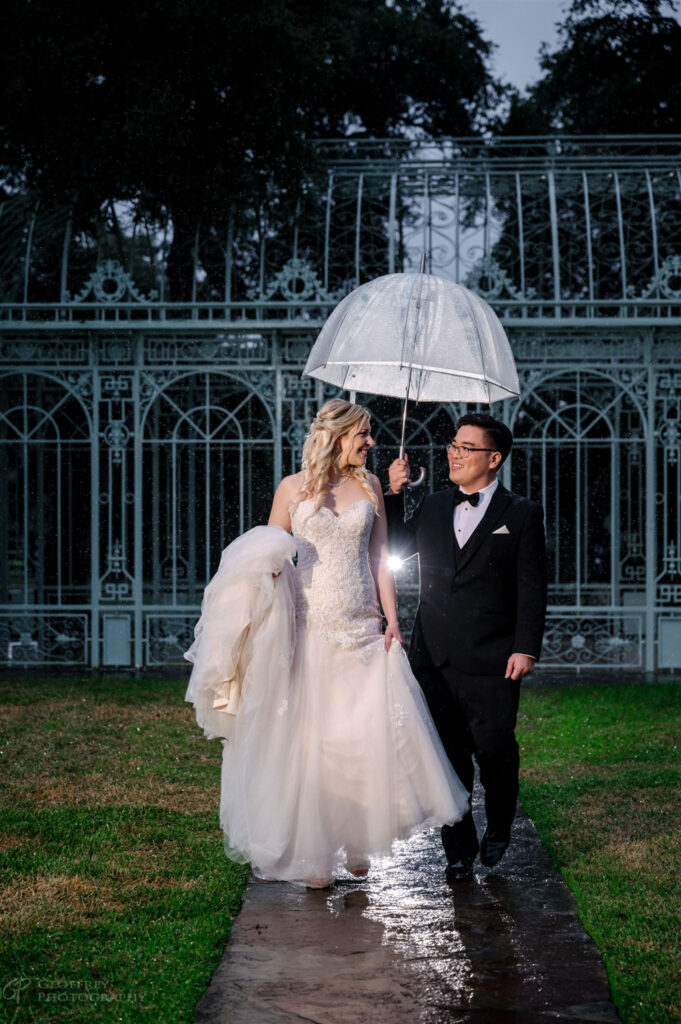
292, 398, 378, 512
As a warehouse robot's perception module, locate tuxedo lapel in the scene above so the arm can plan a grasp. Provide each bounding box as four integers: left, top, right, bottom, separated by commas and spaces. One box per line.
435, 488, 457, 571
454, 482, 514, 575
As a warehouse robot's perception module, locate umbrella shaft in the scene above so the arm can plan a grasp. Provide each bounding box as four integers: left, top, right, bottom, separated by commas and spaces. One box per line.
399, 252, 425, 458
399, 387, 410, 460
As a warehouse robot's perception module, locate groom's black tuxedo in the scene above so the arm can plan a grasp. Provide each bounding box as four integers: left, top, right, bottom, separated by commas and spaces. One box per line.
385, 480, 548, 865
385, 481, 547, 677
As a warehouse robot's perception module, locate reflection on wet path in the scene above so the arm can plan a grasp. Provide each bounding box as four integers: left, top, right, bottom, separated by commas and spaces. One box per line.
193, 799, 619, 1023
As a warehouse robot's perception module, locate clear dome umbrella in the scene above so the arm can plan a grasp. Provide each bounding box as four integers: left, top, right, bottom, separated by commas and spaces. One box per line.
303, 257, 520, 486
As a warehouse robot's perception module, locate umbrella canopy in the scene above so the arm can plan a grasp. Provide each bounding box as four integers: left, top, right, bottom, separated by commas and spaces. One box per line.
303, 271, 519, 404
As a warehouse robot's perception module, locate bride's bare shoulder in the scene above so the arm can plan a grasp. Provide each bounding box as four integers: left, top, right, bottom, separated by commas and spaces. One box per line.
269, 471, 307, 527
275, 471, 306, 498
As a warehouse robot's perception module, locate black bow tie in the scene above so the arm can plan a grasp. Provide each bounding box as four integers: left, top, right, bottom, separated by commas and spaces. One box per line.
453, 489, 480, 507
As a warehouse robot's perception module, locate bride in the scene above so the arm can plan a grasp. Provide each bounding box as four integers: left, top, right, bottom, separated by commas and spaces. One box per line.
185, 398, 468, 888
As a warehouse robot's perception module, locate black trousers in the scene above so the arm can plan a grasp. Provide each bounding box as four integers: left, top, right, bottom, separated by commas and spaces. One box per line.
415, 663, 521, 862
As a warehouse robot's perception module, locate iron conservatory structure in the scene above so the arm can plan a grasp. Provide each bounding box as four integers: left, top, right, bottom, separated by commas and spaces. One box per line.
1, 136, 680, 673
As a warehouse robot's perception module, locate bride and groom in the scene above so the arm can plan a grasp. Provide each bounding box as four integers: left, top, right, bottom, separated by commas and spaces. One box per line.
185, 400, 548, 888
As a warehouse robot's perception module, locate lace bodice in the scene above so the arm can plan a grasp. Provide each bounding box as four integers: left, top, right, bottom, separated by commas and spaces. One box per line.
290, 499, 383, 659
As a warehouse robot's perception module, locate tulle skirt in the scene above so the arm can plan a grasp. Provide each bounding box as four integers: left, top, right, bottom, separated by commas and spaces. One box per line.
219, 624, 470, 882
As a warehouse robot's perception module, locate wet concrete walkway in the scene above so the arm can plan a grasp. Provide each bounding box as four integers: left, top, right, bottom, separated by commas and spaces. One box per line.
193, 796, 620, 1024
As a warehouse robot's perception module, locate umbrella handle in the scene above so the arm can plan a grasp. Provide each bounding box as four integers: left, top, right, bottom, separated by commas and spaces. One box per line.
407, 466, 426, 488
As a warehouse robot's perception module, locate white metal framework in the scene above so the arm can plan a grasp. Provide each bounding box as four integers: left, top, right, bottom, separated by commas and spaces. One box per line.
1, 138, 680, 671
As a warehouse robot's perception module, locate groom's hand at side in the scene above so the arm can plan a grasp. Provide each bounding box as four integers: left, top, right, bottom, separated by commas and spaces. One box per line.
388, 455, 410, 494
505, 653, 535, 680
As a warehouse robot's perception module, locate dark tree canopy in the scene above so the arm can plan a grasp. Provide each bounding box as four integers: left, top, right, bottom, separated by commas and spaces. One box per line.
503, 0, 681, 134
485, 1, 681, 316
0, 0, 502, 219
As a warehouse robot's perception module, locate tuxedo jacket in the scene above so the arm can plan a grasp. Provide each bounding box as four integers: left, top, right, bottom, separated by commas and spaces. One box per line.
384, 482, 548, 677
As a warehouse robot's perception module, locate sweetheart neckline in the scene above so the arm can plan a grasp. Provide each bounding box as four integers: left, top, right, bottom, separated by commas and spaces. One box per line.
299, 498, 373, 520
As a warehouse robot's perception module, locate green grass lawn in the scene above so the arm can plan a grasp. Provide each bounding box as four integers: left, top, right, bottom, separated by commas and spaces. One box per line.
518, 680, 681, 1024
0, 675, 249, 1023
3, 675, 679, 1023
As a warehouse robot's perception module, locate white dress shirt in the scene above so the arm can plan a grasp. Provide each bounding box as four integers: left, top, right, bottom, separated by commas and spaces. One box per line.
453, 478, 498, 548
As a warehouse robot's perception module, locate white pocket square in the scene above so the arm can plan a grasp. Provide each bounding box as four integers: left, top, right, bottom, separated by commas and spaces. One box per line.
492, 525, 510, 534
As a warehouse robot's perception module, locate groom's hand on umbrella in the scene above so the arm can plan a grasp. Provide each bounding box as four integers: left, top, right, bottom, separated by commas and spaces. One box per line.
388, 455, 410, 494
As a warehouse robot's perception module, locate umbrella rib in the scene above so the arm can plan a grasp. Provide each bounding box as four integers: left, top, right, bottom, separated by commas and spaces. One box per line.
320, 360, 515, 392
462, 288, 491, 406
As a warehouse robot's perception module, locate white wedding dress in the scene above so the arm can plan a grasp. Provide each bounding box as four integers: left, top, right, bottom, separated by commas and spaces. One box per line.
186, 498, 469, 883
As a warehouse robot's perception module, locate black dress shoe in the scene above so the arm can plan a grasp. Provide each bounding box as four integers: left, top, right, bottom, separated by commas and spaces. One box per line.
480, 830, 510, 867
445, 857, 474, 883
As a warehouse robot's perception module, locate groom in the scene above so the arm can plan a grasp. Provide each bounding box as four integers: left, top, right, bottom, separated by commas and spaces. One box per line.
385, 412, 548, 882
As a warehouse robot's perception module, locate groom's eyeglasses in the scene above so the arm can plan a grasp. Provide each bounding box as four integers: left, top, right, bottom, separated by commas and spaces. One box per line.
446, 443, 498, 458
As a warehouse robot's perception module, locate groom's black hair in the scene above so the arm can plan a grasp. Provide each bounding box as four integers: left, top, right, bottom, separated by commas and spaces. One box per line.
455, 412, 513, 465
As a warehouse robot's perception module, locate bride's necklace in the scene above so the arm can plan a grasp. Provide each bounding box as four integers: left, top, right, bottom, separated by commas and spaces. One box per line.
327, 474, 350, 488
